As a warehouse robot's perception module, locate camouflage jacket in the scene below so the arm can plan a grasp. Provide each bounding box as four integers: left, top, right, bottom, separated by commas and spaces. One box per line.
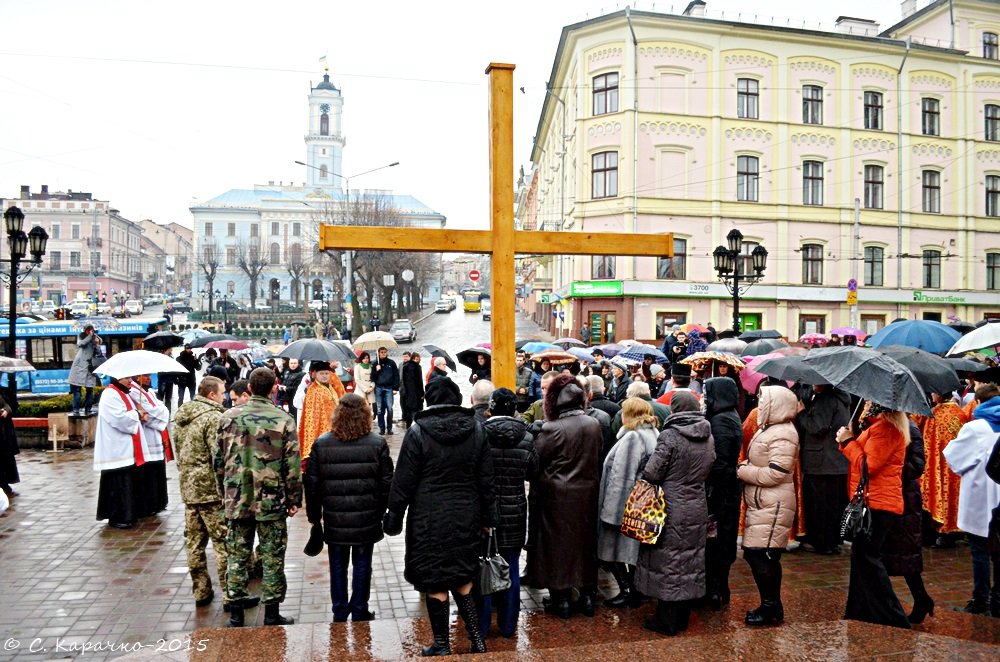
173, 396, 226, 505
214, 395, 302, 521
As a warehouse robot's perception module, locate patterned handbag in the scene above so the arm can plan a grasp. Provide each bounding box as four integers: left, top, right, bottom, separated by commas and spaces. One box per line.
620, 479, 667, 544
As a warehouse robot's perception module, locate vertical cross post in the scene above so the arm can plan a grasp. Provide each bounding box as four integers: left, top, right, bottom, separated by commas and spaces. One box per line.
487, 63, 515, 390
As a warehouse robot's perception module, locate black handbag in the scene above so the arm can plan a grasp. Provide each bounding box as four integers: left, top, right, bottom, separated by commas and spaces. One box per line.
478, 529, 511, 595
840, 457, 872, 543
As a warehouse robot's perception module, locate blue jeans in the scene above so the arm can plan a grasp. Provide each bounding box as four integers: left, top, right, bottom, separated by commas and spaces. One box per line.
177, 382, 195, 405
70, 385, 94, 413
968, 534, 1000, 606
477, 546, 522, 638
375, 387, 394, 432
327, 543, 374, 621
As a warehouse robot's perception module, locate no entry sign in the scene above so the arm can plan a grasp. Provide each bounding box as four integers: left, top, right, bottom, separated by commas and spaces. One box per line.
469, 270, 481, 282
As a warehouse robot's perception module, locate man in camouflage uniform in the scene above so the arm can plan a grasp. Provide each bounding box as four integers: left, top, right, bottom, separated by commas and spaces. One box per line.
214, 367, 301, 627
173, 376, 262, 611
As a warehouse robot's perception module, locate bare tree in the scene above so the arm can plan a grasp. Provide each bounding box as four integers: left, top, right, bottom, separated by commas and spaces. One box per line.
286, 248, 308, 307
235, 238, 268, 310
197, 240, 220, 317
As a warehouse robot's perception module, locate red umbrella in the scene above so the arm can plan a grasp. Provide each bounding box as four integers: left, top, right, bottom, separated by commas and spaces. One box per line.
205, 340, 249, 351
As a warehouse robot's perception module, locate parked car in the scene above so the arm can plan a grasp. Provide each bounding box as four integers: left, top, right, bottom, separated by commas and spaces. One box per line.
40, 301, 56, 315
112, 307, 131, 319
435, 300, 452, 313
215, 300, 248, 313
125, 299, 144, 315
389, 319, 417, 343
96, 302, 112, 316
481, 298, 492, 321
171, 300, 193, 313
69, 302, 92, 319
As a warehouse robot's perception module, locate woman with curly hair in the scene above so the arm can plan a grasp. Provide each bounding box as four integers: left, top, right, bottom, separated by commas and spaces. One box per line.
304, 393, 394, 622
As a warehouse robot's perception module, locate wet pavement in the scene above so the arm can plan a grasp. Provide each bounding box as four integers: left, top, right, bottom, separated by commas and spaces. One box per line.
1, 309, 999, 659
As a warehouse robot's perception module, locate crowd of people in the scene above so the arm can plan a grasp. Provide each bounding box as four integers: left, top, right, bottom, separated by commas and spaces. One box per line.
76, 323, 1000, 654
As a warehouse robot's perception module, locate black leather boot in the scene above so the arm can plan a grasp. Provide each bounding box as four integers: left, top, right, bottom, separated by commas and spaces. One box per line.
228, 604, 244, 628
991, 589, 1000, 618
544, 590, 572, 619
605, 564, 640, 608
263, 602, 294, 626
644, 600, 679, 636
453, 591, 487, 654
421, 596, 451, 657
745, 600, 784, 626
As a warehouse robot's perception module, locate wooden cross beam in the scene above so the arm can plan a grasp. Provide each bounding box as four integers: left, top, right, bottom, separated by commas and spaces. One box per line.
320, 63, 673, 390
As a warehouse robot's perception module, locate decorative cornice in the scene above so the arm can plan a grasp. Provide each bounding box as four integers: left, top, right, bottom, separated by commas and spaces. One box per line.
587, 121, 623, 137
639, 121, 707, 137
724, 127, 774, 142
790, 133, 837, 147
722, 52, 775, 69
975, 149, 1000, 163
851, 65, 896, 82
911, 142, 953, 157
788, 60, 837, 76
910, 73, 954, 88
639, 44, 709, 63
852, 138, 896, 151
588, 47, 624, 65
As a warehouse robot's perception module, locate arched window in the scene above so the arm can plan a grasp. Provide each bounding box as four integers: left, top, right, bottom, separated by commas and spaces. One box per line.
270, 243, 280, 264
320, 113, 329, 136
289, 243, 302, 263
319, 164, 328, 180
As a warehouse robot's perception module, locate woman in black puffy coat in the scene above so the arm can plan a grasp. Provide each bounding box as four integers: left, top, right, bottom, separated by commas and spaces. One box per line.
304, 394, 394, 623
476, 387, 537, 639
383, 377, 498, 656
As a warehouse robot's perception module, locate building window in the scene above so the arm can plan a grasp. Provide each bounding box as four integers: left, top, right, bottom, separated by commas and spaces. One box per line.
592, 73, 619, 115
592, 256, 616, 279
71, 224, 80, 240
802, 85, 823, 124
292, 222, 302, 237
271, 222, 279, 235
987, 104, 1000, 141
592, 152, 618, 199
204, 222, 213, 237
864, 165, 884, 209
803, 160, 823, 205
226, 248, 237, 266
801, 244, 824, 284
250, 224, 259, 238
988, 175, 1000, 217
50, 223, 60, 239
737, 155, 759, 202
864, 91, 883, 130
739, 241, 761, 276
320, 164, 328, 180
227, 222, 236, 237
922, 249, 941, 288
320, 113, 329, 136
269, 243, 280, 264
737, 78, 759, 119
799, 315, 826, 336
50, 251, 61, 270
290, 243, 302, 263
922, 170, 941, 213
655, 312, 688, 339
864, 246, 884, 286
70, 251, 81, 268
988, 253, 1000, 290
922, 98, 940, 136
985, 32, 999, 60
656, 238, 687, 279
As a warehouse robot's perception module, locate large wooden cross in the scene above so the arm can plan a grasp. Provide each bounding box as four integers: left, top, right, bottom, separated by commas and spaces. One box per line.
320, 63, 673, 390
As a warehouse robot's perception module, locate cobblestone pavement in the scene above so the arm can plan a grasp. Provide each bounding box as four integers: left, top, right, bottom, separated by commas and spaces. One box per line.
1, 309, 998, 659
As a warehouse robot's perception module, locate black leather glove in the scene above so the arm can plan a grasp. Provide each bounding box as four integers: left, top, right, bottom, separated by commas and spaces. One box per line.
382, 510, 403, 536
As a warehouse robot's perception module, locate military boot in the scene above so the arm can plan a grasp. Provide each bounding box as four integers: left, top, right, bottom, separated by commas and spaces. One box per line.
263, 602, 294, 626
228, 604, 244, 628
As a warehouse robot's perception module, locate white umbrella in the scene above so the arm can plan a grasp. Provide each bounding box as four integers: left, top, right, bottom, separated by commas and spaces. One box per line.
352, 331, 398, 353
946, 322, 1000, 356
94, 350, 189, 379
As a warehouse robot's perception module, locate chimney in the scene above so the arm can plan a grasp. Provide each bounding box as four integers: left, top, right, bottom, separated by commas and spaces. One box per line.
900, 0, 917, 18
835, 16, 879, 36
682, 0, 707, 17
19, 185, 29, 198
41, 184, 49, 194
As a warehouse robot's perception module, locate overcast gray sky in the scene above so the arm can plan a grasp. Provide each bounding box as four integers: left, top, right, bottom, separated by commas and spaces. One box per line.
0, 0, 912, 230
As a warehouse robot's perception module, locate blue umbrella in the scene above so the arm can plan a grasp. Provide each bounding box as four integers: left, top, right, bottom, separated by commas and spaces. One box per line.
521, 341, 560, 354
567, 347, 595, 362
593, 343, 624, 358
618, 346, 669, 364
866, 320, 961, 354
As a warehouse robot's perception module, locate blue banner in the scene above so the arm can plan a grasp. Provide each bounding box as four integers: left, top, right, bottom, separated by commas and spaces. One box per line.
30, 369, 70, 394
0, 372, 32, 390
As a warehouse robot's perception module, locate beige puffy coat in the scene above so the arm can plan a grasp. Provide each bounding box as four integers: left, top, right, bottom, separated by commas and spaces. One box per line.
737, 386, 799, 550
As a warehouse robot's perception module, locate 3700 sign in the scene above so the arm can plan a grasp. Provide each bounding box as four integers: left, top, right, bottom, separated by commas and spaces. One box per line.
688, 284, 710, 295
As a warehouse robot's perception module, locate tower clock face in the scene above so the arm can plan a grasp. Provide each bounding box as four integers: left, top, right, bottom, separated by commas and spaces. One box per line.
320, 103, 330, 113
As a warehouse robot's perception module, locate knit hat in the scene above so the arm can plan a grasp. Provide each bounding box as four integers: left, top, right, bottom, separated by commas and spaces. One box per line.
488, 387, 517, 417
424, 377, 462, 406
649, 364, 665, 378
309, 361, 331, 373
670, 362, 692, 377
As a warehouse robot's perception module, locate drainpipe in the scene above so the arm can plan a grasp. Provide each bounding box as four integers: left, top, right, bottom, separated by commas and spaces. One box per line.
626, 8, 639, 236
896, 38, 910, 319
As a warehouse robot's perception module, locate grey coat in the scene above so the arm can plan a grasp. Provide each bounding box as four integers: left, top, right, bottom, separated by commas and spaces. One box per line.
597, 424, 658, 565
635, 411, 715, 602
68, 332, 101, 387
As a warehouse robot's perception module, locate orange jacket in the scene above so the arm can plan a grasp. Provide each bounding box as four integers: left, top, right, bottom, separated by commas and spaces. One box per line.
841, 417, 905, 515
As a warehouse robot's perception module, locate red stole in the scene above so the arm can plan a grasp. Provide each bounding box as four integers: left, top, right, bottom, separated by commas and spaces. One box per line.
134, 386, 174, 462
111, 386, 146, 467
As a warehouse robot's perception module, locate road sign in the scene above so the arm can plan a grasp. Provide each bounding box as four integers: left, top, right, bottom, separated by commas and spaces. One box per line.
469, 269, 480, 282
847, 279, 858, 292
846, 291, 858, 305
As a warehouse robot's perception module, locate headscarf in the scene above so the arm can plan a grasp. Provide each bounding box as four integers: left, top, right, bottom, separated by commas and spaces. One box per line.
670, 391, 701, 413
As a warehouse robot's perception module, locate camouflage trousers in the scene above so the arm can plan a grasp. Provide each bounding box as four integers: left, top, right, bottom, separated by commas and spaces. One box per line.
227, 518, 288, 604
184, 503, 228, 603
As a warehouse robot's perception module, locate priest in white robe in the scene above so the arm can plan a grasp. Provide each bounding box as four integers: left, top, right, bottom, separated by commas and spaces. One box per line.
94, 375, 145, 529
130, 376, 172, 517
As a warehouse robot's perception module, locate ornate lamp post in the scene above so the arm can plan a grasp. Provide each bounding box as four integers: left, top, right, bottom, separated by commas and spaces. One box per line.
712, 229, 768, 334
215, 289, 231, 332
1, 206, 49, 410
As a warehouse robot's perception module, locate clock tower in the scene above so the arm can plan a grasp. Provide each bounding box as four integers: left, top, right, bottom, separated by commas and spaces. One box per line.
304, 68, 345, 189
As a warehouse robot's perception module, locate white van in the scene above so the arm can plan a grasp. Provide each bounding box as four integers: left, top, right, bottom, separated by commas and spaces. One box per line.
125, 299, 144, 315
481, 298, 492, 321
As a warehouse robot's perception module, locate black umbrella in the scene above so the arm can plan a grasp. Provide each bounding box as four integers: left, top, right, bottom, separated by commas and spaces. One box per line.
741, 338, 790, 357
739, 329, 783, 341
422, 344, 457, 372
277, 339, 355, 366
457, 347, 491, 371
514, 339, 532, 350
143, 331, 185, 351
753, 355, 830, 385
948, 322, 976, 336
945, 357, 989, 373
802, 346, 931, 415
188, 333, 238, 348
878, 346, 960, 395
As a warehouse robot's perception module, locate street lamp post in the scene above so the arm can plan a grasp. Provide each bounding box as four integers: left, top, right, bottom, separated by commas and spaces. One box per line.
1, 206, 50, 412
215, 289, 231, 332
712, 229, 768, 334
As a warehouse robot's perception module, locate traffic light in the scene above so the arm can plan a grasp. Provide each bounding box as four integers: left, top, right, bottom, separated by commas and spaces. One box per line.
55, 308, 65, 320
